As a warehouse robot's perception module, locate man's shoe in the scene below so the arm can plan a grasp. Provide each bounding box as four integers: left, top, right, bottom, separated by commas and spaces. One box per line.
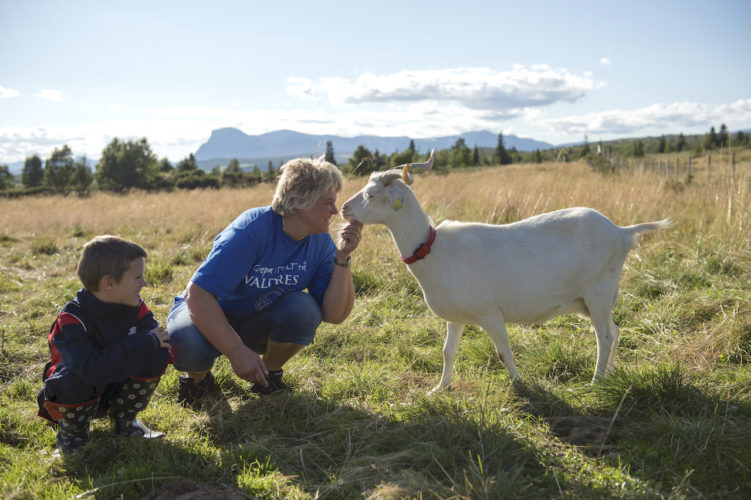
251, 369, 289, 396
177, 372, 216, 407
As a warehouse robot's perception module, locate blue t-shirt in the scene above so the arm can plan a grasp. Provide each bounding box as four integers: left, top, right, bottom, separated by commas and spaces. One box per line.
177, 206, 336, 318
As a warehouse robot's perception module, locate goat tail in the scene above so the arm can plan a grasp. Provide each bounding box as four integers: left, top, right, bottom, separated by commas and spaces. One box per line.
622, 218, 674, 247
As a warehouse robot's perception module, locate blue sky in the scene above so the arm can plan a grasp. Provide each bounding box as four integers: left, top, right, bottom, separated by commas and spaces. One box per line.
1, 0, 750, 164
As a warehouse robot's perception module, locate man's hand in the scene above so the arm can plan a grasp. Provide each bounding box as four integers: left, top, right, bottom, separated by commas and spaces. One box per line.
227, 345, 269, 386
337, 220, 363, 254
150, 326, 171, 349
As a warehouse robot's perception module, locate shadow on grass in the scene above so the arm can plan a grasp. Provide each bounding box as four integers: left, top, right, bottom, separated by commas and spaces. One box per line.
195, 391, 566, 498
509, 365, 751, 497
57, 431, 236, 499
49, 364, 750, 498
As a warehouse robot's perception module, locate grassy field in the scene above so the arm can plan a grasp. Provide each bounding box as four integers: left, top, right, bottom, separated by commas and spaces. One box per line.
1, 153, 749, 499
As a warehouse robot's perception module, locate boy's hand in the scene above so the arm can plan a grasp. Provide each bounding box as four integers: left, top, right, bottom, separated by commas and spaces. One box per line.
150, 326, 171, 349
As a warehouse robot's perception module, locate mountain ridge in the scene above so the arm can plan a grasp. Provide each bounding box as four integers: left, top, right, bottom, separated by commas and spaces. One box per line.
194, 128, 553, 169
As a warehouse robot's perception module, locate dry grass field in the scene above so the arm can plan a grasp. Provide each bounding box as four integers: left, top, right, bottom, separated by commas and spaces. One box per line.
1, 153, 749, 498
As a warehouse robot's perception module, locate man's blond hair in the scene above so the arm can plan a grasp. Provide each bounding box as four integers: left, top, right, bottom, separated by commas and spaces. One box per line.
271, 156, 343, 216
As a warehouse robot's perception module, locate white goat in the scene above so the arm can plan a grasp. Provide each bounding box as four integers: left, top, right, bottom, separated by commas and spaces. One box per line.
341, 150, 672, 392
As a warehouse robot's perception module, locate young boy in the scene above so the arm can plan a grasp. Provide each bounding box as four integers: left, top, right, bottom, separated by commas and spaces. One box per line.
36, 235, 171, 455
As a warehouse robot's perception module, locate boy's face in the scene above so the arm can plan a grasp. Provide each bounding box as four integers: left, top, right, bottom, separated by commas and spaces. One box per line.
103, 257, 147, 307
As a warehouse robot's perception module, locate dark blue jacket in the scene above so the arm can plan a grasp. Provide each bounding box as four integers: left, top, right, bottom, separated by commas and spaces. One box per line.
40, 289, 167, 405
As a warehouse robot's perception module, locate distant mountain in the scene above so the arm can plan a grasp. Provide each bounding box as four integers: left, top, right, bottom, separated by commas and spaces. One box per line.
194, 128, 553, 169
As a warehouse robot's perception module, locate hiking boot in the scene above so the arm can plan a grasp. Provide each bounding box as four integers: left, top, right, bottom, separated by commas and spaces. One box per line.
251, 369, 289, 396
177, 371, 216, 407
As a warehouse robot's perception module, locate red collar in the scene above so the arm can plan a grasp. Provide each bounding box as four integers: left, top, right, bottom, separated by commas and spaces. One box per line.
401, 226, 437, 264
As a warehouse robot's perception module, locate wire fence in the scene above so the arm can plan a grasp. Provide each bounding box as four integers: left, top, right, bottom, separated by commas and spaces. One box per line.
601, 150, 746, 186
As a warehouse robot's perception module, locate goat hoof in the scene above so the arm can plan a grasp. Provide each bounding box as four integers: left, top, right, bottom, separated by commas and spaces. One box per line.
427, 384, 449, 395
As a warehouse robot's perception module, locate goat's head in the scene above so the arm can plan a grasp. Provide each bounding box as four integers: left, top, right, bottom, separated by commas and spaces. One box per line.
341, 149, 434, 225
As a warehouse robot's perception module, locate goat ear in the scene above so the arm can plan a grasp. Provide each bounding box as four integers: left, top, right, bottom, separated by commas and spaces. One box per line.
385, 184, 406, 211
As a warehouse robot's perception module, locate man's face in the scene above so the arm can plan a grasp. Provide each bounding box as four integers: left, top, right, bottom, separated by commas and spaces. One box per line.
298, 188, 339, 235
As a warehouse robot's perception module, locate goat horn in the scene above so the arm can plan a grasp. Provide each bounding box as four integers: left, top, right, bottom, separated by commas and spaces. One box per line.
398, 148, 435, 185
402, 164, 413, 185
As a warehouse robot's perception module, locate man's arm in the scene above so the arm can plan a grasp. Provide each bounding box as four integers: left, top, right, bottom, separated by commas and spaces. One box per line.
183, 281, 268, 386
321, 221, 362, 324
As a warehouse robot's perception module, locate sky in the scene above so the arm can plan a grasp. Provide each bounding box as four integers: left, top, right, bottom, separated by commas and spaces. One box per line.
1, 0, 750, 165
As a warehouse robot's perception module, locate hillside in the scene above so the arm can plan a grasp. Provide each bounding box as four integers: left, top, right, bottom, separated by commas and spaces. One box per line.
193, 128, 553, 169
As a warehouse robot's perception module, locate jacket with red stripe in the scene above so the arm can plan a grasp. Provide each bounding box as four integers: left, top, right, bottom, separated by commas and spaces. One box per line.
43, 288, 162, 391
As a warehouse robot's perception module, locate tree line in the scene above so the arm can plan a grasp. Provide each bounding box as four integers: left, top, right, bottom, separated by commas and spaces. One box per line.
0, 138, 281, 196
0, 133, 520, 196
1, 126, 748, 196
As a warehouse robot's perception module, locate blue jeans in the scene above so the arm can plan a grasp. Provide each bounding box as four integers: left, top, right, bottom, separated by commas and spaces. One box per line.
167, 292, 322, 373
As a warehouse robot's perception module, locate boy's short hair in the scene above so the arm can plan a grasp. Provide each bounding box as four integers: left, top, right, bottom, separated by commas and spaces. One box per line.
271, 156, 343, 216
77, 235, 147, 291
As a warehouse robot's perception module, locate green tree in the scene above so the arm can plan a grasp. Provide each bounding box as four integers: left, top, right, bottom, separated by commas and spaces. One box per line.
226, 158, 241, 173
718, 124, 729, 148
44, 145, 75, 191
391, 148, 414, 168
676, 133, 687, 152
0, 165, 14, 190
71, 158, 94, 194
249, 165, 262, 182
657, 135, 666, 154
264, 163, 277, 182
632, 140, 645, 157
510, 146, 523, 163
21, 155, 44, 188
175, 153, 199, 174
451, 137, 472, 167
736, 130, 747, 145
703, 126, 718, 151
96, 138, 159, 191
372, 149, 386, 170
159, 158, 173, 173
325, 141, 336, 165
472, 145, 480, 166
407, 139, 416, 159
349, 145, 373, 175
222, 158, 244, 187
494, 133, 512, 165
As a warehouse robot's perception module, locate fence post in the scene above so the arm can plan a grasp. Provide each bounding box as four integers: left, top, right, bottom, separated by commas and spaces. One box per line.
687, 155, 692, 182
675, 157, 680, 181
707, 154, 711, 183
728, 151, 735, 222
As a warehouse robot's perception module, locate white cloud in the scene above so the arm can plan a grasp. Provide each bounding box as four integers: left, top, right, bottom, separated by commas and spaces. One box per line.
0, 86, 20, 98
600, 57, 612, 66
4, 97, 749, 164
289, 65, 603, 111
36, 89, 63, 101
540, 99, 751, 136
286, 77, 316, 100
